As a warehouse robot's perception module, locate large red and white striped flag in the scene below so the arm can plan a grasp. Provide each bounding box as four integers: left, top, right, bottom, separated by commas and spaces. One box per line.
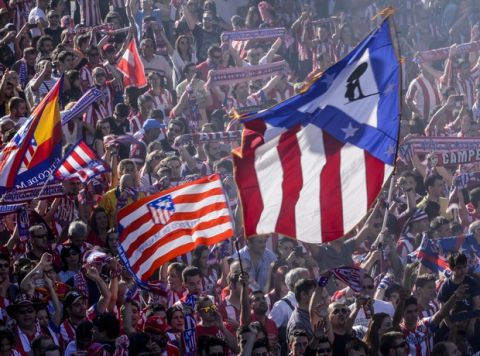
233, 19, 400, 244
117, 38, 147, 87
117, 175, 234, 283
54, 140, 110, 183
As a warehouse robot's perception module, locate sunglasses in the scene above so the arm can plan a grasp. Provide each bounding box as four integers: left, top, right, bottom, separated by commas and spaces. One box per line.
66, 250, 79, 257
199, 304, 217, 313
332, 308, 348, 315
33, 234, 48, 239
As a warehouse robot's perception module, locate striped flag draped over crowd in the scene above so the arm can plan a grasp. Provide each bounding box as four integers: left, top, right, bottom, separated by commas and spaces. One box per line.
116, 175, 234, 284
233, 18, 401, 244
54, 140, 111, 183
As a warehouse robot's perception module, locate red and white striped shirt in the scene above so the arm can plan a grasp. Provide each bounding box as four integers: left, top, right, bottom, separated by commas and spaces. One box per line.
148, 88, 173, 117
78, 0, 102, 26
59, 319, 77, 349
218, 297, 240, 326
400, 318, 434, 356
405, 74, 441, 121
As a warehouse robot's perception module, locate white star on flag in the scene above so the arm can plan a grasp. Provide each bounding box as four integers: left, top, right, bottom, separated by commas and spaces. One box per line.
341, 123, 359, 139
385, 144, 396, 156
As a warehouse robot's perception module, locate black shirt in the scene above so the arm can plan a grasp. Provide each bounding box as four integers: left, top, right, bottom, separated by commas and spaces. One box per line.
438, 274, 480, 312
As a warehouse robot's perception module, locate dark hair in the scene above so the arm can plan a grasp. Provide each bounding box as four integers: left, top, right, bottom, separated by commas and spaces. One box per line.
346, 338, 369, 355
424, 200, 440, 220
0, 328, 15, 345
414, 274, 436, 288
384, 284, 403, 301
60, 243, 81, 271
166, 306, 183, 325
31, 335, 54, 353
288, 329, 308, 344
431, 342, 453, 356
191, 245, 209, 269
9, 97, 26, 113
364, 313, 390, 354
424, 174, 443, 191
404, 296, 417, 309
37, 35, 53, 52
448, 252, 467, 269
380, 331, 405, 356
128, 332, 151, 355
207, 45, 221, 58
58, 50, 74, 63
470, 187, 480, 208
293, 278, 317, 302
93, 313, 120, 339
182, 266, 200, 282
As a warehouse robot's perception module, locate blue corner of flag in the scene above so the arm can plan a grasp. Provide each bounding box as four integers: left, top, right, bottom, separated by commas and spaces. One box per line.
244, 19, 400, 166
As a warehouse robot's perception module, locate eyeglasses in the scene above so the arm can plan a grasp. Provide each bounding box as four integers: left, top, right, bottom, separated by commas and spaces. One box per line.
49, 15, 59, 19
393, 341, 407, 349
199, 304, 217, 313
33, 234, 48, 239
332, 308, 348, 315
317, 347, 332, 353
212, 55, 222, 60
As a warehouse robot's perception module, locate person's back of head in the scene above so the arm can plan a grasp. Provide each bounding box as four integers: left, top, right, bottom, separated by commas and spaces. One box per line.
431, 341, 460, 356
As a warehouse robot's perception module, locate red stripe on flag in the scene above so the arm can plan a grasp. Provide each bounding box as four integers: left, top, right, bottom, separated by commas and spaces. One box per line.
141, 230, 233, 279
70, 149, 88, 167
131, 215, 233, 271
124, 202, 229, 255
275, 125, 302, 237
174, 188, 225, 204
233, 120, 267, 237
61, 158, 77, 175
320, 132, 345, 242
364, 151, 386, 208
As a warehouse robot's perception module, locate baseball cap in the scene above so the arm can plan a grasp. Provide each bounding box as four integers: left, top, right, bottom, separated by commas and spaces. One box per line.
143, 119, 165, 131
64, 291, 87, 308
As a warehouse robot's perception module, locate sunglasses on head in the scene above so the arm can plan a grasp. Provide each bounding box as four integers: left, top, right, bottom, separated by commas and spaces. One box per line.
199, 304, 217, 313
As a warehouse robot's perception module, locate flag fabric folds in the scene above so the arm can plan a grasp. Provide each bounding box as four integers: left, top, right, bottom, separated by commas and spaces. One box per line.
0, 77, 63, 191
117, 39, 147, 87
54, 140, 111, 183
233, 19, 400, 244
117, 174, 234, 284
413, 234, 480, 274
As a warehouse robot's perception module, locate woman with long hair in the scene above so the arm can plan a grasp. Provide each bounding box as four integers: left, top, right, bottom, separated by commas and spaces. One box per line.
245, 6, 262, 29
58, 244, 82, 283
87, 207, 111, 247
93, 118, 112, 158
363, 312, 393, 356
191, 245, 218, 295
166, 306, 184, 348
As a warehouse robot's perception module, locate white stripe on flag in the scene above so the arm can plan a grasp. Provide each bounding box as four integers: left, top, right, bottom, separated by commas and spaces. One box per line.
295, 125, 326, 243
119, 180, 223, 227
255, 135, 283, 234
135, 222, 233, 277
122, 207, 231, 253
340, 143, 368, 234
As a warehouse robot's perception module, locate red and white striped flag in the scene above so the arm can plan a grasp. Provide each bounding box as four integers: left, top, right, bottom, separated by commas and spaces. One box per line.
54, 140, 110, 183
117, 175, 234, 283
117, 38, 147, 87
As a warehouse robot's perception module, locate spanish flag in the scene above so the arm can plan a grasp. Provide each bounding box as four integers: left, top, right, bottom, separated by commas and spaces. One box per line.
0, 77, 63, 190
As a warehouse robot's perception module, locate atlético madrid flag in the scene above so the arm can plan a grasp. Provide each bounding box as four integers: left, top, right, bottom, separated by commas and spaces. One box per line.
117, 38, 147, 87
117, 174, 234, 284
233, 17, 401, 244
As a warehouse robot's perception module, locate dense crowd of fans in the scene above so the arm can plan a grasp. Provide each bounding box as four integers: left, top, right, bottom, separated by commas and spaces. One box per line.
1, 0, 480, 355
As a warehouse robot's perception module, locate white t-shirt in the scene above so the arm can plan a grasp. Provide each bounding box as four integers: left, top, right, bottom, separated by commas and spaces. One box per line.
141, 54, 173, 79
349, 298, 395, 328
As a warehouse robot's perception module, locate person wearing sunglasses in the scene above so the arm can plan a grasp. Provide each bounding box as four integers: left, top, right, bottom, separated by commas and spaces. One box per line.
195, 296, 239, 354
327, 302, 351, 355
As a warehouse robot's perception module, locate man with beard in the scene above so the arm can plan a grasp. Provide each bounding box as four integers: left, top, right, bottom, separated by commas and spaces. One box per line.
59, 291, 87, 348
249, 290, 279, 354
